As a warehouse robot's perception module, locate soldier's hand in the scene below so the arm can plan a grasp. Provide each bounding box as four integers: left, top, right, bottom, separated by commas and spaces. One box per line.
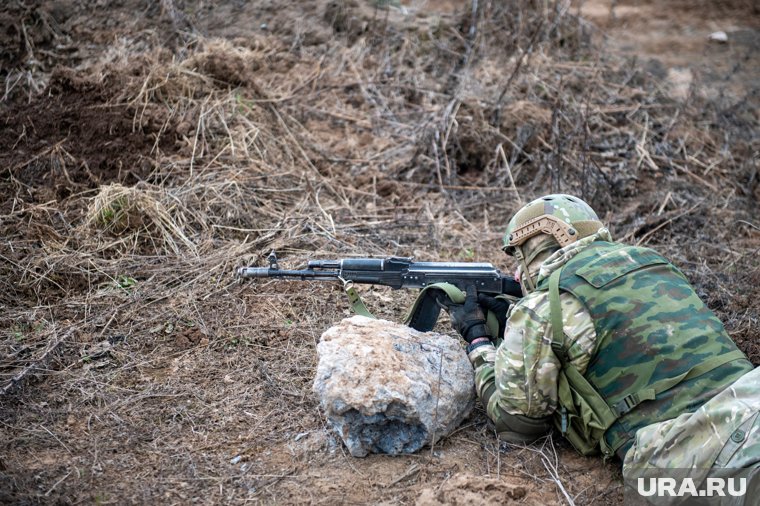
477, 293, 511, 339
437, 285, 489, 344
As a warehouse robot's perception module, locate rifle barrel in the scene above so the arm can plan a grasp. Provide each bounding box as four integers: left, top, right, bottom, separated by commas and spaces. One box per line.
237, 267, 339, 280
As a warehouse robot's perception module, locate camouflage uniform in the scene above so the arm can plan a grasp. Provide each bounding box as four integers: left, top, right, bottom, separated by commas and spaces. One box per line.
623, 365, 760, 474
467, 228, 760, 475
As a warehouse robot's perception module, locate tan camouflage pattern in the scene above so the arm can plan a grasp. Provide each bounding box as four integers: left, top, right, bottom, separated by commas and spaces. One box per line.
503, 194, 603, 251
721, 415, 760, 469
468, 227, 759, 470
468, 230, 608, 423
623, 366, 760, 491
489, 290, 595, 417
469, 229, 610, 419
538, 228, 613, 279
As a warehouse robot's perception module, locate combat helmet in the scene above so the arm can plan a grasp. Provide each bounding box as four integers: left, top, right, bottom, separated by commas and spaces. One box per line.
503, 194, 603, 290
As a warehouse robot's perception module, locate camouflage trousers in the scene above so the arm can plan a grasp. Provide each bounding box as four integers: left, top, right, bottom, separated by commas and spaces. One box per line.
623, 367, 760, 504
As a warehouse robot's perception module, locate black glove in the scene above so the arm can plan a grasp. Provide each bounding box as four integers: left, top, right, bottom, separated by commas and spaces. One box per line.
437, 285, 489, 344
477, 293, 511, 339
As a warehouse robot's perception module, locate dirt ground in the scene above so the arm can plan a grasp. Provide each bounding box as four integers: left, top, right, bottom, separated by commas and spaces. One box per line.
0, 0, 758, 504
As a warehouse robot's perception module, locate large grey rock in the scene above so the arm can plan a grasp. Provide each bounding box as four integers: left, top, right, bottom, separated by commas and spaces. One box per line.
313, 315, 475, 457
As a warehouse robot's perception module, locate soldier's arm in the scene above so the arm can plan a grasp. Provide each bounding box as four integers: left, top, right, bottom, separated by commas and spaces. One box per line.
467, 291, 598, 442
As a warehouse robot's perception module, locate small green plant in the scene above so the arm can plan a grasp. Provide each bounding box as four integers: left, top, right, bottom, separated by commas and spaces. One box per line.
10, 321, 45, 342
225, 334, 253, 350
116, 275, 137, 290
97, 196, 129, 227
235, 94, 256, 114
12, 324, 26, 342
374, 0, 401, 8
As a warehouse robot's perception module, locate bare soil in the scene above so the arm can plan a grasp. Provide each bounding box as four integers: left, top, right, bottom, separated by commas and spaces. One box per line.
0, 0, 758, 505
2, 68, 180, 203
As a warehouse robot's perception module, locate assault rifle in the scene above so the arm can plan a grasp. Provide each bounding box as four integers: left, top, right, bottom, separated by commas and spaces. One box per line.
237, 252, 522, 334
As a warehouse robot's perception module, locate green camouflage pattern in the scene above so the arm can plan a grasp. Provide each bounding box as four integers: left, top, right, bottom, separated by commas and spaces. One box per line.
542, 240, 753, 456
467, 228, 757, 467
538, 228, 612, 279
468, 231, 608, 429
623, 366, 760, 489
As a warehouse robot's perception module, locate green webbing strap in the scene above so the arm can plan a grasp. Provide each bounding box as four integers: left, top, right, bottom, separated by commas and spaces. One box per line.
344, 282, 375, 318
487, 294, 514, 345
548, 269, 567, 362
552, 270, 620, 457
599, 432, 622, 459
610, 349, 748, 416
404, 283, 464, 331
548, 267, 628, 457
485, 304, 502, 342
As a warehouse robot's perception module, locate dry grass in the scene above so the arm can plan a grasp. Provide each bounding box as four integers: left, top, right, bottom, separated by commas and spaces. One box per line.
84, 183, 197, 255
0, 0, 758, 504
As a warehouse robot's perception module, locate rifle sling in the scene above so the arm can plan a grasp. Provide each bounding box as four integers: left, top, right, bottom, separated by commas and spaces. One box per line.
344, 284, 375, 319
405, 283, 501, 338
405, 283, 463, 331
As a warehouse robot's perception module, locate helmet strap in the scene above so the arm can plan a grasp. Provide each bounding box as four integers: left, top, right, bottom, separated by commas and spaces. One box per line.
514, 246, 536, 292
515, 237, 561, 293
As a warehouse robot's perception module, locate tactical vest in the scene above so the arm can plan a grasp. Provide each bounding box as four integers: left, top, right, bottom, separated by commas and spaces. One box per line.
535, 241, 753, 458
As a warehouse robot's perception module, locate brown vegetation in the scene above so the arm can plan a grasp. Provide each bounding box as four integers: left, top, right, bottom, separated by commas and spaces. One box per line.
0, 0, 758, 504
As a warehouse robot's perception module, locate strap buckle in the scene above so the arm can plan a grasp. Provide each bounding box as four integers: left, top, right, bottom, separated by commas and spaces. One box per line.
613, 393, 640, 416
560, 406, 568, 434
551, 341, 569, 363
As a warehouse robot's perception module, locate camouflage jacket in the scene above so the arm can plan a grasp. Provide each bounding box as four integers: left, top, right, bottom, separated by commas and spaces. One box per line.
468, 229, 609, 421
468, 229, 757, 468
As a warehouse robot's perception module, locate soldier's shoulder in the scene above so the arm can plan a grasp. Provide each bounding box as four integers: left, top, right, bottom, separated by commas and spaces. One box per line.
513, 288, 583, 314
514, 290, 548, 309
509, 290, 551, 323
